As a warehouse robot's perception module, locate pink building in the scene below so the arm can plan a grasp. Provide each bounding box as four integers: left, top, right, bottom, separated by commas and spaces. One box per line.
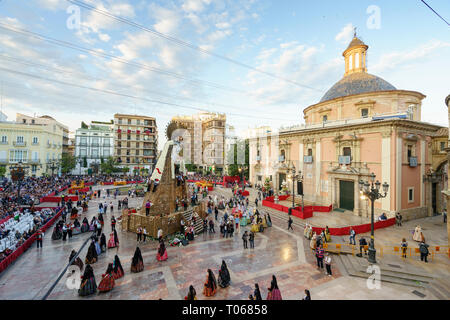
249, 33, 444, 220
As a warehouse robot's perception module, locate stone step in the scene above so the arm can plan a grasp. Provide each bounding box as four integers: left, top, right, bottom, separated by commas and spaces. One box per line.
338, 255, 428, 288
426, 279, 450, 300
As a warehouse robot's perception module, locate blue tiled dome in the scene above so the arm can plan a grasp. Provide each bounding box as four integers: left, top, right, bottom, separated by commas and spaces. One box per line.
320, 72, 396, 103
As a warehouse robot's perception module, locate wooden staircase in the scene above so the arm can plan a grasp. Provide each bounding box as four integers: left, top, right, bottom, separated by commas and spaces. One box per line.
182, 208, 204, 235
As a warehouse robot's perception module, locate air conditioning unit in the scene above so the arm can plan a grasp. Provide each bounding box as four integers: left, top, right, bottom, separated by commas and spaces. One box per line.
338, 155, 351, 165
409, 156, 418, 167
304, 155, 313, 163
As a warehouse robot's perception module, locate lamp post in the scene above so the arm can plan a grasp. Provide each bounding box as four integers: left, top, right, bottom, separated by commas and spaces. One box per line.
287, 162, 302, 211
47, 160, 60, 176
359, 172, 389, 264
10, 161, 30, 205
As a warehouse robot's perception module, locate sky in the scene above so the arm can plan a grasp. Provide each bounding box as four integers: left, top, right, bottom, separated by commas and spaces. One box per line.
0, 0, 449, 149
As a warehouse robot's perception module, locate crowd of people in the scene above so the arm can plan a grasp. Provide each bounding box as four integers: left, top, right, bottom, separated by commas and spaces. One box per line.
0, 208, 57, 263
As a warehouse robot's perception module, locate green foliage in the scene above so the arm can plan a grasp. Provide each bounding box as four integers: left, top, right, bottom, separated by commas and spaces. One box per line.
0, 166, 6, 177
81, 121, 88, 129
60, 153, 76, 174
100, 156, 124, 174
227, 139, 249, 178
83, 156, 88, 168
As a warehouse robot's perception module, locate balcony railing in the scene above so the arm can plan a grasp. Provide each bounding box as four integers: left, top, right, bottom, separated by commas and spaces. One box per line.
13, 141, 26, 147
304, 155, 313, 163
0, 141, 8, 145
338, 155, 351, 165
0, 158, 8, 164
409, 156, 418, 167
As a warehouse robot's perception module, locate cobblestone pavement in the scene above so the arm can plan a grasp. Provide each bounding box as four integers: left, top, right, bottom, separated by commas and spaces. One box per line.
0, 185, 447, 300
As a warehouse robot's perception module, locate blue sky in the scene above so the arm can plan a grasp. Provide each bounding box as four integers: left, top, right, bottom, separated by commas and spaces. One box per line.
0, 0, 449, 147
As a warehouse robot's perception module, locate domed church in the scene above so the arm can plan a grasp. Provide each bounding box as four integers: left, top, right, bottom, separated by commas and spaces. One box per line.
249, 32, 446, 220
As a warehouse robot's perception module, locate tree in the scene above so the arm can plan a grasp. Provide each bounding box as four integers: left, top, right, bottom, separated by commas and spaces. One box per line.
0, 166, 6, 177
83, 156, 88, 168
227, 138, 249, 178
81, 121, 88, 129
60, 153, 76, 174
100, 156, 121, 174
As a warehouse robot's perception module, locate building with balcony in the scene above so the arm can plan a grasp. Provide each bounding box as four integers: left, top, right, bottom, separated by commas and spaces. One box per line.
113, 114, 157, 174
169, 112, 225, 172
249, 33, 444, 221
16, 113, 69, 155
74, 121, 114, 174
0, 118, 64, 177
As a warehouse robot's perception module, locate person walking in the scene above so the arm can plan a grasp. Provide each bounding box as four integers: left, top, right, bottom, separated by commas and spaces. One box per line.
401, 238, 408, 258
324, 252, 332, 276
255, 198, 258, 207
36, 229, 44, 248
419, 241, 429, 263
137, 227, 142, 242
359, 237, 368, 256
444, 209, 447, 223
214, 207, 219, 221
288, 216, 293, 231
315, 244, 324, 269
62, 224, 68, 241
143, 228, 147, 243
209, 219, 215, 234
349, 227, 356, 245
111, 216, 116, 232
395, 212, 402, 227
242, 231, 248, 249
203, 219, 208, 239
249, 231, 255, 249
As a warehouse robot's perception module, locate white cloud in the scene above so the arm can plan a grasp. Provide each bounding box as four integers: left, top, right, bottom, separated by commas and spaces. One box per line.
335, 23, 354, 43
150, 4, 181, 34
182, 0, 211, 13
98, 33, 111, 42
216, 22, 231, 29
371, 40, 450, 73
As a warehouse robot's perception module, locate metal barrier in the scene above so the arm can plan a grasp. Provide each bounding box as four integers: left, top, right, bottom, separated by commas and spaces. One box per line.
321, 243, 446, 261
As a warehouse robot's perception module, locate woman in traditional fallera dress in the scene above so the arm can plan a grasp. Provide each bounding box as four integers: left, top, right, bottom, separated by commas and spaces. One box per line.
131, 247, 144, 273
93, 236, 102, 256
324, 226, 331, 243
217, 260, 231, 288
304, 224, 309, 238
112, 255, 124, 279
69, 249, 84, 272
254, 283, 262, 300
310, 232, 317, 250
78, 264, 97, 296
98, 213, 104, 227
70, 207, 78, 220
51, 224, 62, 240
266, 213, 272, 227
266, 275, 282, 300
156, 240, 168, 261
108, 230, 119, 248
81, 217, 89, 233
203, 269, 217, 297
100, 233, 107, 253
98, 263, 115, 293
413, 225, 422, 242
250, 219, 259, 233
185, 285, 197, 300
85, 240, 98, 264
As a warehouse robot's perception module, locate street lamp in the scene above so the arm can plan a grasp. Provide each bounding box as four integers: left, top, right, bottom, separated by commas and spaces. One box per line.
9, 161, 30, 205
288, 162, 302, 211
359, 172, 389, 264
